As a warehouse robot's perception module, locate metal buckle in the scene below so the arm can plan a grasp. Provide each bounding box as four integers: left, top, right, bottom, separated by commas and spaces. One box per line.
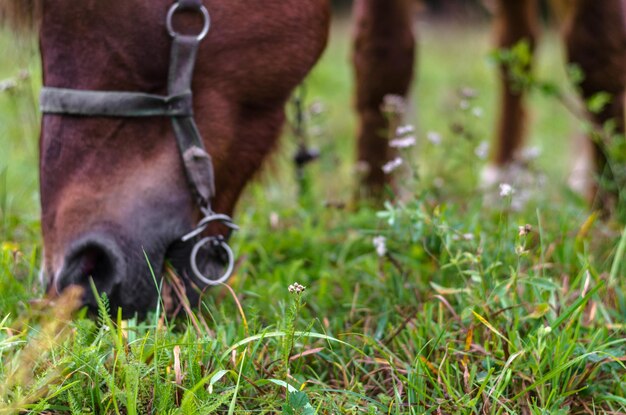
166, 2, 211, 41
181, 211, 239, 286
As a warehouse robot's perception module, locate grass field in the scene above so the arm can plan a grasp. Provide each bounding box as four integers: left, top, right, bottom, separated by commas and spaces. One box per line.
1, 17, 626, 414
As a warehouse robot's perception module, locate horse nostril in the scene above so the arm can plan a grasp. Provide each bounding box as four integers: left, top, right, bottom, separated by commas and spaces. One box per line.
56, 236, 125, 299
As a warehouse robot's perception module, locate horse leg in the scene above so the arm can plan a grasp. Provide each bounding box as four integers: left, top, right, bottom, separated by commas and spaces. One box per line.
352, 0, 415, 198
561, 0, 626, 206
489, 0, 539, 174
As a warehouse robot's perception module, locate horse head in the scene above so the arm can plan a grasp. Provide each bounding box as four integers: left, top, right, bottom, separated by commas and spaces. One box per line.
34, 0, 329, 315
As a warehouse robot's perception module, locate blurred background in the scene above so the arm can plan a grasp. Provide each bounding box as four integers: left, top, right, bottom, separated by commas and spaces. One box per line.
332, 0, 490, 17
301, 0, 578, 206
331, 0, 556, 21
0, 0, 581, 242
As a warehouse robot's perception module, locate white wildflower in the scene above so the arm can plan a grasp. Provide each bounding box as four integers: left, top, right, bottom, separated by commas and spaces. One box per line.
453, 233, 474, 242
396, 124, 415, 136
460, 100, 470, 110
373, 236, 387, 257
499, 183, 515, 197
518, 224, 532, 236
381, 94, 406, 115
426, 131, 442, 145
309, 101, 325, 116
538, 325, 552, 337
288, 282, 306, 294
0, 79, 18, 92
389, 136, 416, 149
515, 245, 528, 256
382, 157, 403, 174
472, 107, 483, 118
521, 146, 542, 161
475, 141, 489, 160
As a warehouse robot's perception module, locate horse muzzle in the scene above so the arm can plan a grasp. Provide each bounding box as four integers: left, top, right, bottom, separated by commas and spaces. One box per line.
48, 228, 162, 316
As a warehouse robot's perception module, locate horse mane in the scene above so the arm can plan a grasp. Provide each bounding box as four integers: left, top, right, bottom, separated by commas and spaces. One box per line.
0, 0, 42, 34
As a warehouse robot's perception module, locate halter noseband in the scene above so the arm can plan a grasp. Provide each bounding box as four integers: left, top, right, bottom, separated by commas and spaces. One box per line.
40, 0, 238, 286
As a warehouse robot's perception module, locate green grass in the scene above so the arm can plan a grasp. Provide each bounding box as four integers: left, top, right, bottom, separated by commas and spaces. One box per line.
1, 19, 626, 414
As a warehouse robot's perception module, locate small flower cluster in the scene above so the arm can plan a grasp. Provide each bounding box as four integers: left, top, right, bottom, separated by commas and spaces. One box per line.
382, 157, 403, 174
389, 136, 416, 149
518, 224, 532, 236
426, 131, 442, 145
453, 233, 474, 241
309, 101, 325, 116
499, 183, 515, 197
0, 70, 30, 93
475, 141, 489, 160
0, 79, 18, 92
396, 125, 415, 136
521, 146, 542, 162
458, 87, 483, 119
538, 325, 552, 337
288, 282, 306, 294
373, 236, 387, 257
390, 125, 417, 149
381, 94, 407, 117
382, 123, 418, 175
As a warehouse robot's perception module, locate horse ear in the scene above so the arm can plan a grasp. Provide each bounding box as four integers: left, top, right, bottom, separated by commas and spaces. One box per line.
0, 0, 42, 35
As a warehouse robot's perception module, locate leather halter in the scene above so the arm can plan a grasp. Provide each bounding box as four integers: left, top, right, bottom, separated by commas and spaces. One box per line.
39, 0, 238, 286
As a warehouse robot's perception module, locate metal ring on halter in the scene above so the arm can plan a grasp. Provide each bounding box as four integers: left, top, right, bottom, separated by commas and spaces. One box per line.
166, 3, 211, 41
181, 212, 239, 243
190, 236, 235, 285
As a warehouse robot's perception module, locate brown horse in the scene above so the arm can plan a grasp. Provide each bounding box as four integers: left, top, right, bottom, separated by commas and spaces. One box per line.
353, 0, 626, 202
1, 0, 624, 315
1, 0, 329, 315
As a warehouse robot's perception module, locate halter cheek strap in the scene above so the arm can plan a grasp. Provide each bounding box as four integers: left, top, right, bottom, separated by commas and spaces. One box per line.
39, 0, 237, 286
